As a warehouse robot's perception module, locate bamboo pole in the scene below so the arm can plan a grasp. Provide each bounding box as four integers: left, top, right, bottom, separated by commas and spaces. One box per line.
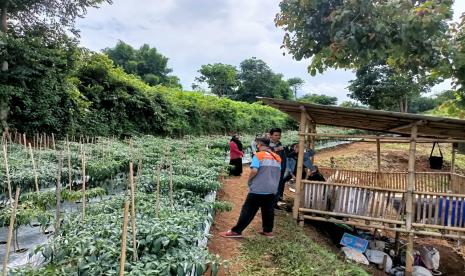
2, 187, 20, 276
28, 143, 39, 192
119, 201, 129, 276
169, 162, 173, 209
22, 133, 27, 150
155, 164, 161, 218
51, 133, 56, 151
293, 109, 307, 220
2, 144, 12, 202
405, 125, 418, 276
129, 162, 138, 262
81, 152, 86, 220
67, 137, 72, 191
299, 133, 465, 143
55, 151, 63, 233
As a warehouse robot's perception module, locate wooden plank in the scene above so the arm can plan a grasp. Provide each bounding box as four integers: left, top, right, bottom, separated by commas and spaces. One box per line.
434, 196, 440, 225
441, 196, 447, 226
428, 195, 433, 224
454, 196, 460, 227
422, 194, 427, 224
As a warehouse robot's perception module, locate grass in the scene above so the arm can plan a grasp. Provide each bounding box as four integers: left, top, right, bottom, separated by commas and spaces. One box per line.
235, 211, 369, 276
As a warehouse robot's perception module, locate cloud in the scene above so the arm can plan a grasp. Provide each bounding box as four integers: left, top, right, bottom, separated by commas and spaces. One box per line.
77, 0, 463, 102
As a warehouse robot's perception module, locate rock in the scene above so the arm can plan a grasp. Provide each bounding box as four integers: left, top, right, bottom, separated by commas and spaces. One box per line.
365, 249, 393, 273
341, 247, 369, 265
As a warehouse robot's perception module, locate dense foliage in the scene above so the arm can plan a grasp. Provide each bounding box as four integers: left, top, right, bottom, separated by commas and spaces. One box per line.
298, 93, 337, 105
104, 41, 182, 88
275, 0, 464, 114
195, 57, 295, 103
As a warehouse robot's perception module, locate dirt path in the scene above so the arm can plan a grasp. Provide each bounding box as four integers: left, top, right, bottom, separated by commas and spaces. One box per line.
208, 167, 261, 275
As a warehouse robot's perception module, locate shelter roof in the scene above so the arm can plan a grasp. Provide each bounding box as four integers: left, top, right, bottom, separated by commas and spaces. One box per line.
258, 97, 465, 139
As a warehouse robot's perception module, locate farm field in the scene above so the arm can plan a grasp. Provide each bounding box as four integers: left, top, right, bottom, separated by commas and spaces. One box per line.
0, 135, 230, 275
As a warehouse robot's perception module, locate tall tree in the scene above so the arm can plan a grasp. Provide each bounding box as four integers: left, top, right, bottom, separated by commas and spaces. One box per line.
299, 93, 337, 105
276, 0, 452, 75
287, 77, 304, 100
348, 63, 431, 112
195, 63, 238, 97
275, 0, 453, 112
0, 0, 111, 134
236, 57, 292, 102
104, 41, 181, 88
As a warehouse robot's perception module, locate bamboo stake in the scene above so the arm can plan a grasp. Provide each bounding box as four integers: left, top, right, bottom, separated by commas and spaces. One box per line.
2, 187, 20, 276
28, 143, 40, 192
405, 125, 418, 276
2, 144, 12, 202
169, 162, 173, 209
21, 133, 26, 150
119, 201, 129, 276
294, 109, 308, 220
156, 164, 161, 218
55, 151, 63, 232
67, 137, 72, 191
81, 152, 86, 220
129, 162, 138, 262
51, 133, 56, 150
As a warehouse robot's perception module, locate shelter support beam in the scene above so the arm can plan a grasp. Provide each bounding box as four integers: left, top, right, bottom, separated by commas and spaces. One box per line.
405, 125, 418, 276
388, 120, 427, 132
293, 108, 307, 220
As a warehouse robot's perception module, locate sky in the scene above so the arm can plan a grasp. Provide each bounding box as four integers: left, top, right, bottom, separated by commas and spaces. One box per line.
77, 0, 465, 103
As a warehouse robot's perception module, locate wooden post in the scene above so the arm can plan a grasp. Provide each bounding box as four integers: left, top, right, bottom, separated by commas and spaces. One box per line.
119, 201, 129, 276
155, 164, 161, 218
67, 138, 72, 191
169, 162, 173, 209
55, 151, 63, 233
81, 153, 86, 220
2, 187, 20, 276
405, 125, 418, 276
129, 162, 138, 262
28, 143, 39, 192
451, 143, 457, 192
377, 138, 381, 186
51, 133, 56, 150
293, 108, 308, 220
2, 144, 12, 202
309, 123, 316, 164
22, 133, 27, 150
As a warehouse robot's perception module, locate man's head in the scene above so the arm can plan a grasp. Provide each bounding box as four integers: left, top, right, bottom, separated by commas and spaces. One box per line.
269, 128, 282, 143
291, 143, 298, 153
256, 137, 271, 151
311, 165, 319, 174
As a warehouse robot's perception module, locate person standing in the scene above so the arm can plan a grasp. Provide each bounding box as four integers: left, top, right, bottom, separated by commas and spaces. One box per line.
229, 134, 244, 176
220, 137, 282, 238
269, 128, 287, 207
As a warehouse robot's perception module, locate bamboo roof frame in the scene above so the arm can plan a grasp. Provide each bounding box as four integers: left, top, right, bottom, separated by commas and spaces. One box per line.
258, 97, 465, 139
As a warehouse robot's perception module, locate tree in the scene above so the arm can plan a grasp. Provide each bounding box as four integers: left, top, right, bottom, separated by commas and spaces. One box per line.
195, 63, 238, 97
104, 41, 181, 88
299, 93, 337, 105
339, 101, 366, 109
287, 77, 304, 100
348, 63, 432, 112
0, 0, 111, 134
236, 57, 292, 102
275, 0, 452, 75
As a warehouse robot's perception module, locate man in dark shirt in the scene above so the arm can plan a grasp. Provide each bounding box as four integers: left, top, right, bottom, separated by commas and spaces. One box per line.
269, 128, 287, 207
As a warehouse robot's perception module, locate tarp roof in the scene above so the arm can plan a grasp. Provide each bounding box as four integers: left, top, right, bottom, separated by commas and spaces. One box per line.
258, 97, 465, 139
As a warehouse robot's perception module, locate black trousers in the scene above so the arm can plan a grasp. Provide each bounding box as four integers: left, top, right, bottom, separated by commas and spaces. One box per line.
231, 193, 275, 234
229, 158, 243, 176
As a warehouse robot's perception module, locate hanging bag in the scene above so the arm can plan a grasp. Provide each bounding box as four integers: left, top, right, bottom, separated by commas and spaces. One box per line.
429, 142, 443, 170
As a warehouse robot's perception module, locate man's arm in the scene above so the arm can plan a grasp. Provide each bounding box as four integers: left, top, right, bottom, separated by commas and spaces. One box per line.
248, 168, 258, 184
